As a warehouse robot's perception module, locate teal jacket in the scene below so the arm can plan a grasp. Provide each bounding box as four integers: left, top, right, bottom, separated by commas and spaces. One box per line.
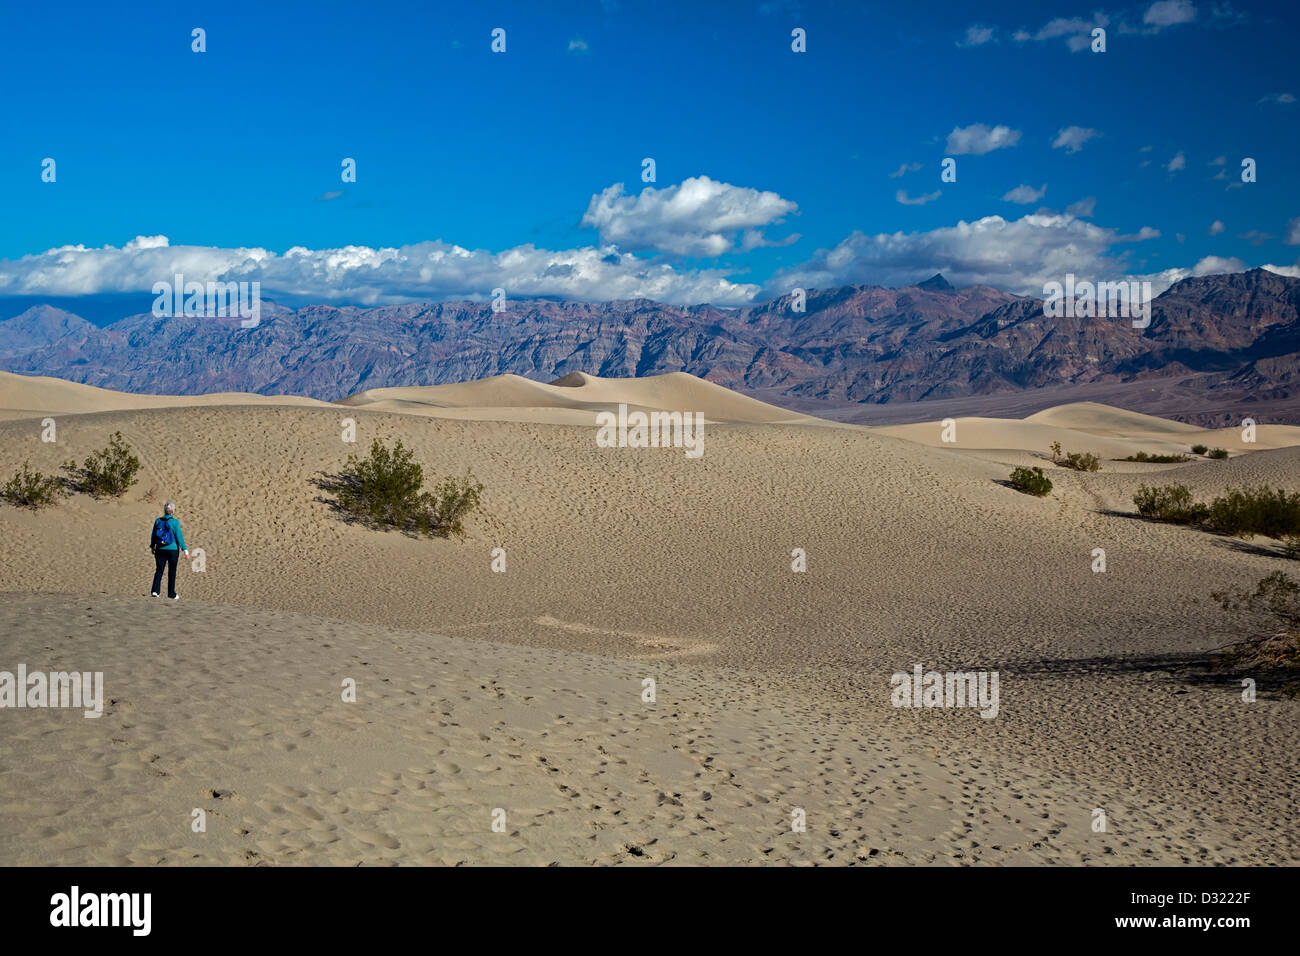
150, 515, 187, 551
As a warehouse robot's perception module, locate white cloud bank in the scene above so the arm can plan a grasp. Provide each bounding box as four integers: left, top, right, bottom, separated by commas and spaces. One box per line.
0, 236, 764, 307
764, 211, 1179, 296
0, 183, 1286, 308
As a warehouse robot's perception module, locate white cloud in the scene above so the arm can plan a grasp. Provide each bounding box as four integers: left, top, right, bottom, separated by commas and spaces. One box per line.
1144, 0, 1197, 29
896, 189, 942, 206
765, 211, 1165, 297
1052, 126, 1100, 153
1207, 220, 1226, 235
958, 25, 995, 47
579, 176, 798, 257
1258, 92, 1297, 105
1192, 254, 1247, 275
1260, 260, 1300, 279
945, 123, 1021, 156
888, 162, 922, 178
1165, 151, 1186, 172
1002, 184, 1047, 204
0, 235, 764, 307
1030, 14, 1110, 51
1286, 217, 1300, 245
567, 38, 590, 53
1065, 197, 1097, 218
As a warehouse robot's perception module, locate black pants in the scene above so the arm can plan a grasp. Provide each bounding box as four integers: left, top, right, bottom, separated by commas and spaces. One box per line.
152, 548, 179, 598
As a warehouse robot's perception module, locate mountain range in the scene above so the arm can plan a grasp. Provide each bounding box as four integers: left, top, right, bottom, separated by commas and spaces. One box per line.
3, 268, 1300, 425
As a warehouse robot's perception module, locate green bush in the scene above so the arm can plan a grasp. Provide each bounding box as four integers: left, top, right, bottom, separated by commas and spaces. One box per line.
1212, 572, 1300, 696
1191, 444, 1208, 455
1009, 466, 1052, 497
333, 438, 426, 527
1133, 484, 1208, 524
324, 439, 484, 538
415, 473, 486, 539
63, 431, 140, 497
1120, 451, 1190, 463
1207, 447, 1229, 460
1204, 487, 1300, 539
1060, 451, 1101, 472
2, 461, 63, 509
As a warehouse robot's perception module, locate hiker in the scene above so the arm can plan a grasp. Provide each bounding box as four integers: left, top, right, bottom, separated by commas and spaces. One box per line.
149, 501, 189, 600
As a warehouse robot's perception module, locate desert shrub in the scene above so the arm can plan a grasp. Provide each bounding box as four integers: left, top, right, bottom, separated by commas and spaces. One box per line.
1133, 484, 1208, 524
1207, 447, 1229, 460
414, 473, 486, 539
1049, 441, 1062, 464
2, 461, 63, 509
333, 438, 426, 526
1059, 451, 1101, 472
1191, 444, 1208, 455
1212, 572, 1300, 695
1203, 487, 1300, 539
1120, 451, 1190, 463
322, 439, 484, 538
63, 431, 140, 497
1009, 466, 1052, 497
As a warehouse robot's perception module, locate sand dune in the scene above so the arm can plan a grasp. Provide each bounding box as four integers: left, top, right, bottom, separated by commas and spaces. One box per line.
340, 371, 824, 425
1, 373, 1298, 865
0, 370, 329, 421
878, 400, 1300, 459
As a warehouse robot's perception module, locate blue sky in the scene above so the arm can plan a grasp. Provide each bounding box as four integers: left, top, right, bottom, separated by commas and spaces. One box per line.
1, 0, 1297, 306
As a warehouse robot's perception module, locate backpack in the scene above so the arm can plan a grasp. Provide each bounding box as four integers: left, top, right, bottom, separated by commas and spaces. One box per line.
151, 516, 175, 550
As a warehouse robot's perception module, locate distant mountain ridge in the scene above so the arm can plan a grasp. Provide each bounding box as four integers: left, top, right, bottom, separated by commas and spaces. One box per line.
2, 269, 1300, 423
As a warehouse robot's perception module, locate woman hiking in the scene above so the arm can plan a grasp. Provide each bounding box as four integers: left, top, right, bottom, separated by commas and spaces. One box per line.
149, 501, 190, 600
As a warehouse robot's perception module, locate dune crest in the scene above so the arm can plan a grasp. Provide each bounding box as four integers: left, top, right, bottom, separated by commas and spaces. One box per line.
338, 370, 821, 425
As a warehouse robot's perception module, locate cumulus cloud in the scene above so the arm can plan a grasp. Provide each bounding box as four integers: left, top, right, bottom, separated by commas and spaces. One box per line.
1052, 126, 1100, 153
1286, 217, 1300, 245
0, 235, 764, 307
945, 123, 1021, 156
1165, 151, 1186, 172
579, 176, 798, 257
896, 189, 942, 206
1207, 220, 1226, 235
1192, 254, 1247, 275
1002, 184, 1047, 204
1260, 260, 1300, 279
764, 211, 1165, 297
567, 38, 589, 53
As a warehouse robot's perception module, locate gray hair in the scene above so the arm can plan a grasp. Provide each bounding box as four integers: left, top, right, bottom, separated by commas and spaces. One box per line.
164, 501, 176, 514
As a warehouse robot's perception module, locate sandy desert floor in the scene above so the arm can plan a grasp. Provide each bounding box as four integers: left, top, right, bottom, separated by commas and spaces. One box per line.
0, 370, 1297, 865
